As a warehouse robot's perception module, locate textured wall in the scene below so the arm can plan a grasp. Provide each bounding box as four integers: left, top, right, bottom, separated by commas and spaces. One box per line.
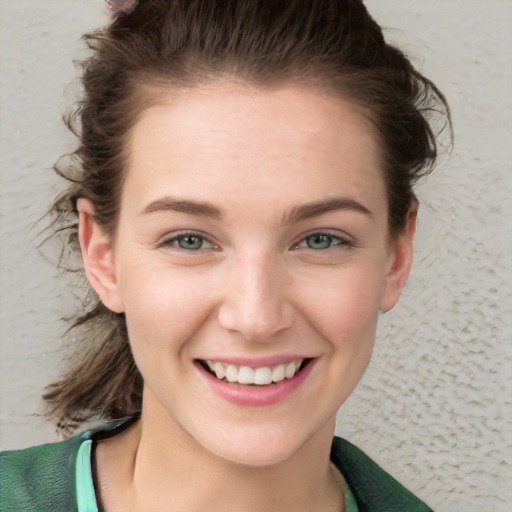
1, 1, 510, 511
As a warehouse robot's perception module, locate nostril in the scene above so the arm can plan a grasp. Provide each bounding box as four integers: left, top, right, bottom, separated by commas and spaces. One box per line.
217, 263, 294, 341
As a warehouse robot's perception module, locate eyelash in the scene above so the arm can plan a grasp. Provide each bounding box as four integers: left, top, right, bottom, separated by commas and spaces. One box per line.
158, 231, 354, 252
158, 231, 218, 251
292, 232, 355, 251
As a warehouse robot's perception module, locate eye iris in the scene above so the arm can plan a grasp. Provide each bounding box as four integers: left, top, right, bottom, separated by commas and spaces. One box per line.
306, 234, 332, 249
178, 235, 203, 250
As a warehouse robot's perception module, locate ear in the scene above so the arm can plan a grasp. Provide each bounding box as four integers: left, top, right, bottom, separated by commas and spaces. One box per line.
77, 198, 125, 313
379, 206, 417, 312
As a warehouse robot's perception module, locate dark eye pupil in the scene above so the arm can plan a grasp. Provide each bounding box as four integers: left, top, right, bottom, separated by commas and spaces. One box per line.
178, 235, 203, 250
307, 234, 331, 249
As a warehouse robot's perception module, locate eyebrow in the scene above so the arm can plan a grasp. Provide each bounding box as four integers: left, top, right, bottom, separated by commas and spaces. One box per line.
284, 197, 373, 224
140, 195, 372, 223
141, 197, 222, 218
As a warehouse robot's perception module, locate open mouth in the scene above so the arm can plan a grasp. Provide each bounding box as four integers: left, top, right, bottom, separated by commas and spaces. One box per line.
198, 358, 312, 386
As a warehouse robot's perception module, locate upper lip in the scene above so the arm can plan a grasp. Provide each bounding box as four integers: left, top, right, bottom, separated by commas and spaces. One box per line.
195, 355, 314, 369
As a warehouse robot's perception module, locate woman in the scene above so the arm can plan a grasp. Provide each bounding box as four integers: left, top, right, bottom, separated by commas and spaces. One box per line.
0, 0, 450, 510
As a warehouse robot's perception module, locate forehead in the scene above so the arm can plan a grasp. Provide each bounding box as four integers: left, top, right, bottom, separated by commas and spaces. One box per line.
123, 83, 386, 217
132, 82, 376, 154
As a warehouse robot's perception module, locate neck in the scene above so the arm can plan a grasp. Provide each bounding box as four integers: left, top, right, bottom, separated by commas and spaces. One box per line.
94, 391, 344, 512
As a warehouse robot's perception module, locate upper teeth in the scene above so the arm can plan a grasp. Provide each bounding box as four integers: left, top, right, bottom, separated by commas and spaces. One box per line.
205, 359, 303, 386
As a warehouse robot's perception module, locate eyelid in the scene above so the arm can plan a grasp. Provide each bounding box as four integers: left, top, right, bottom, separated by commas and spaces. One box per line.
291, 229, 356, 250
157, 230, 219, 251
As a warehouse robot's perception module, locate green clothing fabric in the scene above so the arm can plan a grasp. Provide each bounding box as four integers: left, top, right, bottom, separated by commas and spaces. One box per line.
0, 417, 434, 512
75, 440, 98, 512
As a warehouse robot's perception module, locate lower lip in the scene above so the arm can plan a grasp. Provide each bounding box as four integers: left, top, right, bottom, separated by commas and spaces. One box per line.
196, 360, 316, 406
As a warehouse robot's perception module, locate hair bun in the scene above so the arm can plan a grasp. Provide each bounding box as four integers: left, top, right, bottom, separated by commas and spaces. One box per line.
104, 0, 139, 16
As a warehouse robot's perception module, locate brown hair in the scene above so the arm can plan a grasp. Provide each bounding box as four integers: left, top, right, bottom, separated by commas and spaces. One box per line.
43, 0, 451, 433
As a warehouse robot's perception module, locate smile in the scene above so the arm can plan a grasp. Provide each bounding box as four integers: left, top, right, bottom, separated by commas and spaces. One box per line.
196, 357, 316, 406
201, 359, 306, 386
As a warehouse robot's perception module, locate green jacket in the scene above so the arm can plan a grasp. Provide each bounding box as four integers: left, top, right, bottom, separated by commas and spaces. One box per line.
1, 418, 434, 512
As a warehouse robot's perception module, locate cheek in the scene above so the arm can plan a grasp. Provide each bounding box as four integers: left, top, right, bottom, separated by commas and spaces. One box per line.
117, 262, 216, 358
284, 265, 385, 416
293, 261, 386, 353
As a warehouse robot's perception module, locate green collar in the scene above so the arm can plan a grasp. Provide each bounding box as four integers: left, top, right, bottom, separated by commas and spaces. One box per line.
330, 437, 434, 512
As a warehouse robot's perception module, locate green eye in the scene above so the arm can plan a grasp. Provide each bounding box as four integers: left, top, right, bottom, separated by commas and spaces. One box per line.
159, 231, 218, 252
177, 234, 204, 250
306, 234, 336, 249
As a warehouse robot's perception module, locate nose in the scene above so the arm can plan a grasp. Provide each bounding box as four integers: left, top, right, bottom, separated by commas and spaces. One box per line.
217, 252, 294, 342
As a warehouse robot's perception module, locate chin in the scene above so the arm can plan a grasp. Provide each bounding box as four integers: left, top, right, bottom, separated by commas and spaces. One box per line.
210, 435, 304, 467
193, 417, 333, 468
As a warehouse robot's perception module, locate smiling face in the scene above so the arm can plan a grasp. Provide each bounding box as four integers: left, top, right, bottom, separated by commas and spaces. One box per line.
79, 83, 415, 466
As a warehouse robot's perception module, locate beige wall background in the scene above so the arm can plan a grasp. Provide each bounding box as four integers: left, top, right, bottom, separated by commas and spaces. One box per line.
1, 1, 510, 510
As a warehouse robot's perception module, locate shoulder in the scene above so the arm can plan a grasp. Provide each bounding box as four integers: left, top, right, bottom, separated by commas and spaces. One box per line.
0, 432, 88, 512
0, 415, 138, 512
331, 436, 435, 512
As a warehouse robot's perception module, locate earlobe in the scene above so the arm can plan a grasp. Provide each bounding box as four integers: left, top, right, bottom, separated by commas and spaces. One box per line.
379, 207, 417, 312
77, 198, 125, 314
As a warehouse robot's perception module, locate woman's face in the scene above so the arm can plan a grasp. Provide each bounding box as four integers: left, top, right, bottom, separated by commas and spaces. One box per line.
82, 83, 413, 466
